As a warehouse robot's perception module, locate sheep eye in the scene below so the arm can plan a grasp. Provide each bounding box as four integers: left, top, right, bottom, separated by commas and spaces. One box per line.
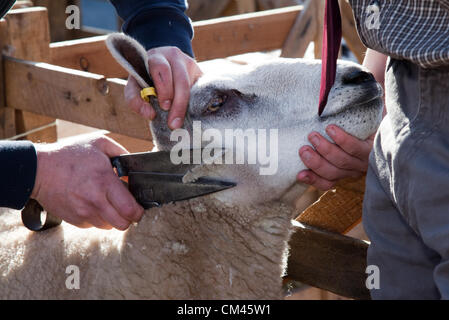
207, 95, 226, 112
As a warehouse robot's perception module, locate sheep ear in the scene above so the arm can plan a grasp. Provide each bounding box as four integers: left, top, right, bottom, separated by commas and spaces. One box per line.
106, 33, 152, 88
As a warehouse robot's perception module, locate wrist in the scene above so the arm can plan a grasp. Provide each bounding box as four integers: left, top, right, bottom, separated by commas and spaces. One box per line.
31, 144, 52, 200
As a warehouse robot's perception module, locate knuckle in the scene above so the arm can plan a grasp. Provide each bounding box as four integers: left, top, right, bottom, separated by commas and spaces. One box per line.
120, 205, 137, 220
115, 221, 130, 231
334, 157, 351, 170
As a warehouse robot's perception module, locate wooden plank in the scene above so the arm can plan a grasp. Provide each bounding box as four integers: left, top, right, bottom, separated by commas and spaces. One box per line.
192, 6, 302, 61
4, 57, 151, 141
339, 0, 366, 63
4, 7, 57, 142
186, 0, 232, 21
286, 221, 371, 300
49, 5, 303, 76
50, 36, 128, 78
281, 0, 317, 58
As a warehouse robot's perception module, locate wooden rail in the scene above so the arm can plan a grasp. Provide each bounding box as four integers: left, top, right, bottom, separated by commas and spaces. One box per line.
49, 6, 303, 77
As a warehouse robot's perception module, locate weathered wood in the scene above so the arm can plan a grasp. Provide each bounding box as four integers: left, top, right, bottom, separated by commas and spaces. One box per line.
192, 6, 302, 61
281, 0, 317, 58
50, 36, 128, 78
257, 0, 301, 10
223, 0, 257, 16
3, 7, 57, 142
235, 0, 257, 13
286, 221, 370, 300
4, 57, 151, 141
339, 0, 366, 63
313, 0, 325, 59
0, 19, 16, 139
12, 1, 33, 9
49, 6, 303, 76
186, 0, 232, 21
34, 0, 80, 42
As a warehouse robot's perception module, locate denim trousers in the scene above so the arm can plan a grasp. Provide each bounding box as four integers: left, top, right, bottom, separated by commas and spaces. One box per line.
363, 58, 449, 299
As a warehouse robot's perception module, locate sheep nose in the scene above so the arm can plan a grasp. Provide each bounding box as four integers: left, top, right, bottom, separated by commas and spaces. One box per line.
342, 70, 375, 85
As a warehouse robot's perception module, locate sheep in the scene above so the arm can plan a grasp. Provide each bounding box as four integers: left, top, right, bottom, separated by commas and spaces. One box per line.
0, 34, 383, 299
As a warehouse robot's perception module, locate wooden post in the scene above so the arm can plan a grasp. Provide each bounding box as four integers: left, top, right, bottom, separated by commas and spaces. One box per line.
2, 7, 57, 142
313, 0, 325, 59
286, 221, 370, 300
257, 0, 301, 10
34, 0, 81, 42
0, 19, 16, 139
339, 0, 366, 63
281, 0, 317, 58
186, 0, 231, 21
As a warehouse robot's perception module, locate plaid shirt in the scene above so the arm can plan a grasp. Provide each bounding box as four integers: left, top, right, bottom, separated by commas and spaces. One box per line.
349, 0, 449, 68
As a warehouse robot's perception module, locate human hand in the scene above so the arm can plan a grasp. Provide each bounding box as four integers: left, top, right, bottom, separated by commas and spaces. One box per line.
124, 46, 203, 130
297, 125, 375, 190
31, 135, 144, 230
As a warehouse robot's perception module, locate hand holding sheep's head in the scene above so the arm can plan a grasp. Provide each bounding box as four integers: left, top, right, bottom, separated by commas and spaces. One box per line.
107, 33, 383, 207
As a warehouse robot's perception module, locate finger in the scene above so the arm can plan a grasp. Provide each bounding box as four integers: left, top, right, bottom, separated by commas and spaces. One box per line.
124, 76, 155, 119
96, 199, 131, 231
297, 170, 337, 191
186, 60, 204, 85
64, 206, 112, 230
106, 176, 144, 223
166, 58, 190, 130
299, 146, 360, 181
83, 212, 113, 230
326, 125, 373, 161
308, 132, 368, 172
148, 54, 174, 111
94, 136, 129, 158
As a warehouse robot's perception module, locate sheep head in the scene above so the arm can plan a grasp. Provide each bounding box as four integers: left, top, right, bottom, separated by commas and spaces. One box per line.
106, 33, 383, 208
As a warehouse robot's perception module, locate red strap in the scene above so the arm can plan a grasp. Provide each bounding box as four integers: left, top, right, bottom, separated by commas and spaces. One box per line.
318, 0, 342, 116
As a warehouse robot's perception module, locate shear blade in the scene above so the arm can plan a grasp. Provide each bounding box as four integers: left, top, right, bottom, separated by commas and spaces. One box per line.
112, 148, 227, 176
128, 172, 236, 209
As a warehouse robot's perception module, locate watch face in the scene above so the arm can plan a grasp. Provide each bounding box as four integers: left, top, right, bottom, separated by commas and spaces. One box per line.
0, 0, 16, 19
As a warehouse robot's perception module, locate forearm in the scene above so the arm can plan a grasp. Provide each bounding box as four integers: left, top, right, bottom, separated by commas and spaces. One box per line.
110, 0, 194, 57
363, 48, 388, 115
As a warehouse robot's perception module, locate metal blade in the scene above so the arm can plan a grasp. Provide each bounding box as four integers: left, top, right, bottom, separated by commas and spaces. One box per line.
128, 172, 236, 209
111, 148, 227, 176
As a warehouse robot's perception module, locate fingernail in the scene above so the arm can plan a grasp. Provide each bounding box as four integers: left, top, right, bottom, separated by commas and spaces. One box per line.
162, 100, 171, 111
310, 134, 320, 147
301, 150, 311, 161
297, 173, 310, 183
170, 117, 183, 129
327, 126, 336, 137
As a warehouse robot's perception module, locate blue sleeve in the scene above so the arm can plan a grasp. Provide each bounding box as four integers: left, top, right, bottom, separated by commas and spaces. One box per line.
110, 0, 194, 57
0, 141, 37, 210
